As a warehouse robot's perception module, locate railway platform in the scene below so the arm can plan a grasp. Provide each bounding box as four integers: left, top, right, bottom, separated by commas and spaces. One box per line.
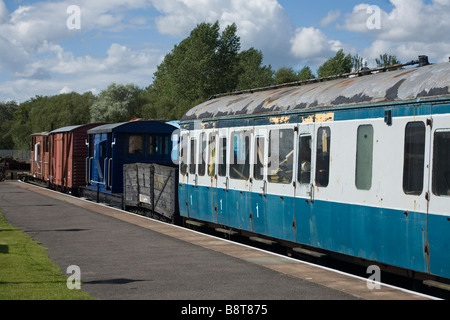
0, 181, 435, 302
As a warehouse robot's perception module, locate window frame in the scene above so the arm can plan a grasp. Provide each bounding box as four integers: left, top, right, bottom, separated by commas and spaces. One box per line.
189, 137, 197, 175
254, 135, 265, 181
315, 126, 331, 188
128, 135, 143, 155
403, 121, 426, 196
355, 124, 374, 191
230, 130, 251, 181
198, 132, 206, 177
268, 128, 295, 185
432, 129, 450, 197
297, 134, 312, 185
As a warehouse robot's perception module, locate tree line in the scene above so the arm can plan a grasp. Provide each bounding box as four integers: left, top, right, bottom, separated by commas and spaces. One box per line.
0, 21, 401, 150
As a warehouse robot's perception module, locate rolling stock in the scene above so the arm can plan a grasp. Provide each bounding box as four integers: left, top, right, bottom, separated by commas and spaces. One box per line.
27, 57, 450, 285
178, 59, 450, 281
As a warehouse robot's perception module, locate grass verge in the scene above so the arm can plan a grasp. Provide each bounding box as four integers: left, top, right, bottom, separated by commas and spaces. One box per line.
0, 210, 97, 300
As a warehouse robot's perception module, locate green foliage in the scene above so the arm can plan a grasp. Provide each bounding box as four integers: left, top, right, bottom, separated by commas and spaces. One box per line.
153, 21, 241, 119
317, 49, 353, 78
273, 66, 316, 84
235, 47, 274, 90
0, 101, 18, 149
376, 53, 401, 70
297, 66, 315, 81
273, 67, 298, 84
352, 54, 368, 72
90, 83, 141, 123
5, 92, 97, 150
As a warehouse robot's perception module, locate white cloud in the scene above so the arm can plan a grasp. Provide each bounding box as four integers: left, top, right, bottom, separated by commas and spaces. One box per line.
150, 0, 296, 68
290, 27, 329, 59
290, 27, 344, 64
0, 0, 7, 23
0, 1, 164, 102
320, 10, 341, 27
342, 0, 450, 63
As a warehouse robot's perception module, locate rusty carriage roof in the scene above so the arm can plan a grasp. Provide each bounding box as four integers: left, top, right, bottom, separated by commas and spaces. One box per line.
181, 61, 450, 122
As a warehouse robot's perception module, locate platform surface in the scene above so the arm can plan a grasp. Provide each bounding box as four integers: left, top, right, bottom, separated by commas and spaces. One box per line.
0, 181, 433, 300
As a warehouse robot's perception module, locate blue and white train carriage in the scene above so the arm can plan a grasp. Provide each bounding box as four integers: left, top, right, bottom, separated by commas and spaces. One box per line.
178, 59, 450, 280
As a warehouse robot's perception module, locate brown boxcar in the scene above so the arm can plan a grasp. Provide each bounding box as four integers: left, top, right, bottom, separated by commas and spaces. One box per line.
30, 132, 50, 184
48, 124, 102, 194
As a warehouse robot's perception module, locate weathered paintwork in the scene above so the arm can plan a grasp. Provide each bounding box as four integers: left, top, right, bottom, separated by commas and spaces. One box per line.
183, 62, 450, 121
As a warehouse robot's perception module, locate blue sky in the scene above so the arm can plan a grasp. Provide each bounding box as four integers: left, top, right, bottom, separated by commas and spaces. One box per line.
0, 0, 449, 102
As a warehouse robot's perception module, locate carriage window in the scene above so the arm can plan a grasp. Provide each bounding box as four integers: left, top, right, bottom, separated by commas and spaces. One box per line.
268, 129, 294, 184
219, 137, 227, 177
190, 138, 197, 175
254, 137, 265, 181
356, 125, 374, 190
230, 131, 250, 180
165, 136, 170, 155
99, 141, 107, 178
316, 127, 331, 187
403, 122, 425, 195
149, 136, 158, 155
129, 135, 143, 154
149, 136, 166, 155
208, 133, 216, 177
432, 130, 450, 197
171, 133, 179, 164
198, 133, 206, 176
298, 135, 312, 185
180, 135, 188, 175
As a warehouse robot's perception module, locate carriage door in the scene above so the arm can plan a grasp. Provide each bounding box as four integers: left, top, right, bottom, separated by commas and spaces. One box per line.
427, 114, 450, 276
294, 122, 315, 245
207, 130, 219, 224
250, 127, 268, 235
178, 133, 189, 218
187, 134, 198, 219
216, 128, 229, 226
196, 130, 216, 223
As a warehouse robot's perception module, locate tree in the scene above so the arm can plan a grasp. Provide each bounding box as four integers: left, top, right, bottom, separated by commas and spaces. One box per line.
376, 53, 401, 70
235, 48, 274, 90
273, 67, 298, 84
317, 49, 353, 78
297, 66, 315, 81
8, 101, 33, 150
90, 83, 141, 123
0, 101, 18, 149
153, 21, 241, 119
352, 54, 368, 72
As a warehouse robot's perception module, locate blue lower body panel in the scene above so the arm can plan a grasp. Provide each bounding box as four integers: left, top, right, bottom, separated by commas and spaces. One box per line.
178, 185, 450, 279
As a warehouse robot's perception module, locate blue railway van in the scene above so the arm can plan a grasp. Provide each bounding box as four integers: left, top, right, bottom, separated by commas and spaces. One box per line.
85, 120, 177, 195
178, 59, 450, 280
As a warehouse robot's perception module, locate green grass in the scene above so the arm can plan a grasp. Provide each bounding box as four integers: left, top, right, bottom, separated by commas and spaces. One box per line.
0, 211, 97, 300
